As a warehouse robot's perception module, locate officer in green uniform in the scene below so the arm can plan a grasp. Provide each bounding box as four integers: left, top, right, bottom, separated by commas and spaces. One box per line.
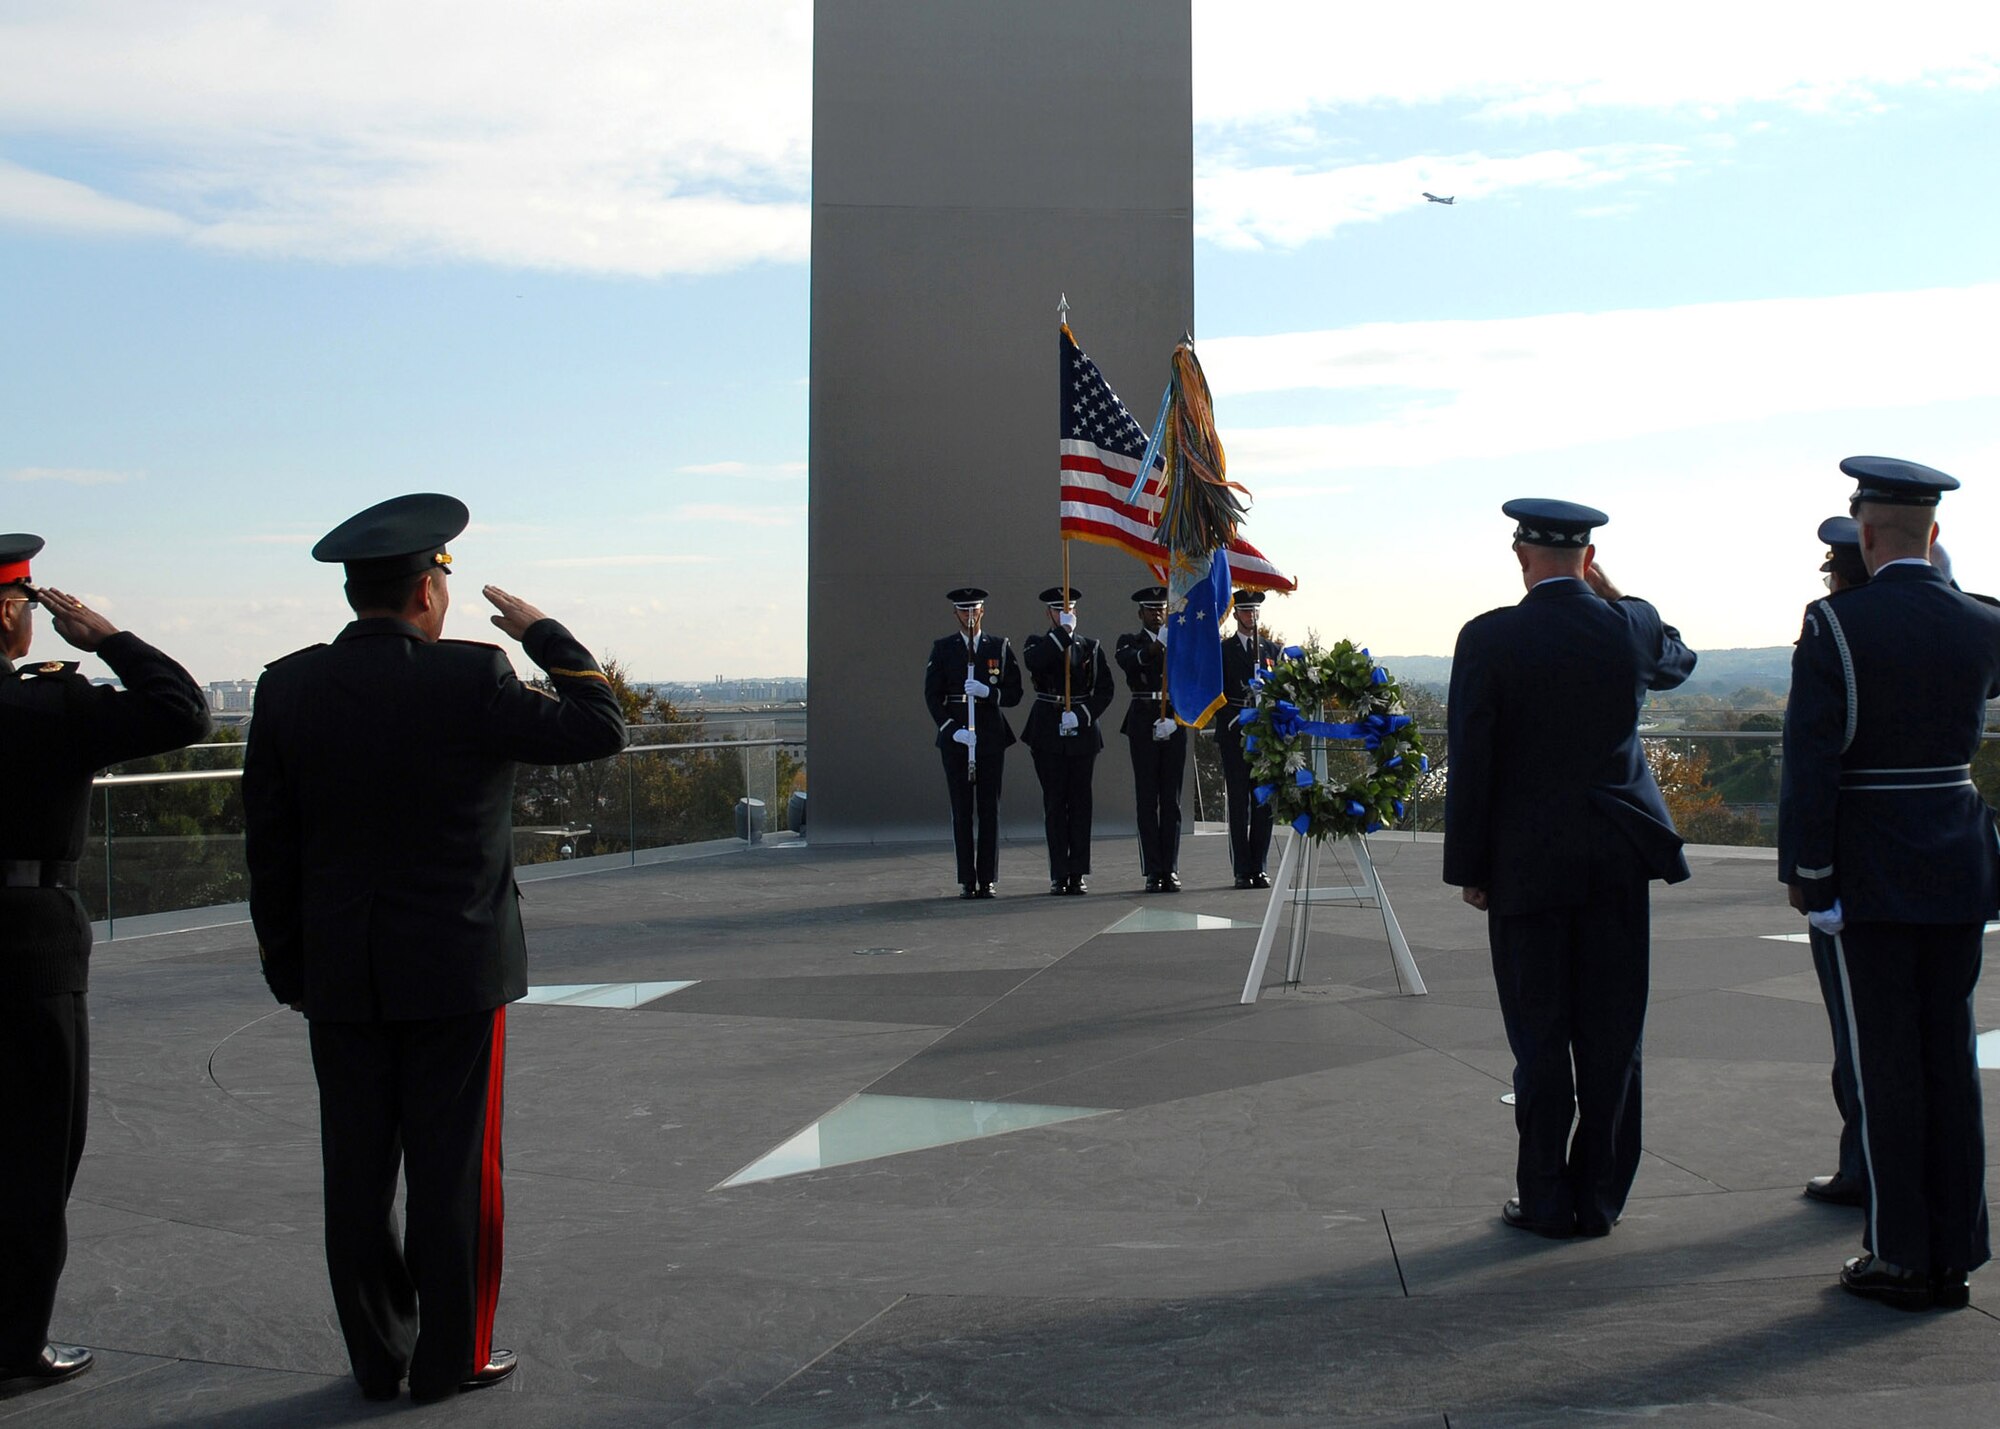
243, 496, 627, 1401
1, 534, 208, 1389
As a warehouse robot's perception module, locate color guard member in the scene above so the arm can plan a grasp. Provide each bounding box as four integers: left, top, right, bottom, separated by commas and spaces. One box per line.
1780, 457, 2000, 1311
1219, 591, 1277, 888
923, 588, 1021, 898
1115, 587, 1185, 892
1022, 587, 1114, 895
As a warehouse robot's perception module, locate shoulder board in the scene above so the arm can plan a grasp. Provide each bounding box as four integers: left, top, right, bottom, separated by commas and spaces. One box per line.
27, 660, 80, 677
264, 643, 327, 671
436, 638, 506, 654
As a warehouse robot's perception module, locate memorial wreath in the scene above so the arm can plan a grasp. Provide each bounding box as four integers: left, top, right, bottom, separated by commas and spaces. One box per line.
1238, 639, 1429, 841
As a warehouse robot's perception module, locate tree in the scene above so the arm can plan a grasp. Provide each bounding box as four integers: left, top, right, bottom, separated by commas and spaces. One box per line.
1648, 739, 1764, 846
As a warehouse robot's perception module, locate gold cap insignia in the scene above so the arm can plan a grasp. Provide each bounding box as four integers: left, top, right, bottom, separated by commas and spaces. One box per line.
432, 551, 453, 569
38, 661, 64, 674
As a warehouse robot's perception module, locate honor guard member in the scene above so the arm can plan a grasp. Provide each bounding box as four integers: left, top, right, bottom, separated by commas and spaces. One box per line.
1219, 591, 1278, 888
243, 495, 626, 1401
1444, 499, 1695, 1239
1022, 587, 1115, 894
1783, 516, 1869, 1212
1115, 587, 1186, 892
923, 588, 1021, 898
1779, 457, 2000, 1311
0, 535, 207, 1389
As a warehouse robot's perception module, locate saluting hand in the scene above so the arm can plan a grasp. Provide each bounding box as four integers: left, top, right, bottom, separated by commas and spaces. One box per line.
36, 588, 120, 653
484, 586, 549, 641
1582, 563, 1623, 601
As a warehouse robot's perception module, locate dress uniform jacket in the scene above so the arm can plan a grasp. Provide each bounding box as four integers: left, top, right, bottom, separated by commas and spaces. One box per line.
1, 636, 206, 1369
1779, 562, 2000, 921
1021, 630, 1114, 754
1443, 580, 1695, 915
1218, 633, 1280, 879
923, 633, 1020, 752
1115, 630, 1175, 735
1116, 629, 1186, 881
244, 617, 627, 1021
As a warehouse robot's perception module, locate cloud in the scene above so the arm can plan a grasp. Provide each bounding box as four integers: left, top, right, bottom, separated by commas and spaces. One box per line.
7, 466, 140, 484
669, 502, 803, 528
674, 460, 807, 481
1197, 144, 1688, 250
0, 159, 189, 236
1202, 282, 2000, 474
1191, 2, 2000, 127
0, 0, 811, 275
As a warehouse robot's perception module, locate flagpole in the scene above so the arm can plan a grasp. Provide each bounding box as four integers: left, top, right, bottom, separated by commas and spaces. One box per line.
1059, 290, 1073, 716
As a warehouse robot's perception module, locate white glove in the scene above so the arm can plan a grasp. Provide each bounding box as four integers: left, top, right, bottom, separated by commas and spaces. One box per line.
1059, 710, 1080, 734
1056, 610, 1076, 631
1807, 898, 1845, 935
1152, 718, 1176, 741
1153, 627, 1167, 646
963, 676, 991, 698
951, 728, 976, 748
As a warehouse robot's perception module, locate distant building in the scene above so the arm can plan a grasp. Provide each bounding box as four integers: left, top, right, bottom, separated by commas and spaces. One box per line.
205, 679, 258, 713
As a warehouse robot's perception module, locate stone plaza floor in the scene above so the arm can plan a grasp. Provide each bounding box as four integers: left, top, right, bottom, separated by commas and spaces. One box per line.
8, 830, 2000, 1426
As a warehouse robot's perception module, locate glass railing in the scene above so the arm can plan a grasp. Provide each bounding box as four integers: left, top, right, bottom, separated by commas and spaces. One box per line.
84, 724, 806, 935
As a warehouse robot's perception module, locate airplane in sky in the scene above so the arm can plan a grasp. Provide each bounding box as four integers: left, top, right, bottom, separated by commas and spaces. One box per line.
1422, 192, 1455, 205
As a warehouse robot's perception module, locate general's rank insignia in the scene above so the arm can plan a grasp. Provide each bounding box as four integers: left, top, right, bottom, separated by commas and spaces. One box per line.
37, 662, 64, 674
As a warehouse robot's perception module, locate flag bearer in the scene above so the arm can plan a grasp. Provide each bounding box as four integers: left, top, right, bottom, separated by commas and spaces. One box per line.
1115, 587, 1185, 892
1219, 591, 1277, 888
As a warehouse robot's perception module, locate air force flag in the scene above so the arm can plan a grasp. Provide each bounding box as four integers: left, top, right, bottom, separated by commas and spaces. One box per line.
1169, 548, 1233, 730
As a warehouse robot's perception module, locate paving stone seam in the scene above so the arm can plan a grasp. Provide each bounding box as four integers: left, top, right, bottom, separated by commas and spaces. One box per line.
750, 1293, 913, 1407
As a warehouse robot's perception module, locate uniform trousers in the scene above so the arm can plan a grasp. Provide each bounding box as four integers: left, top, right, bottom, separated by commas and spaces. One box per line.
1806, 924, 1866, 1188
940, 744, 1004, 886
1217, 724, 1273, 878
1832, 921, 1989, 1275
0, 991, 88, 1366
309, 1006, 507, 1398
1127, 727, 1186, 878
1487, 869, 1649, 1233
1031, 750, 1096, 882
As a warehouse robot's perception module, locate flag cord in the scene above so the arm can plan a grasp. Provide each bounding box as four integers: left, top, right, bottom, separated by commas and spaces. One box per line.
1062, 538, 1073, 711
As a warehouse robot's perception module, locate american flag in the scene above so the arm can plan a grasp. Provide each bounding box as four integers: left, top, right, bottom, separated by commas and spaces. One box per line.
1059, 325, 1295, 592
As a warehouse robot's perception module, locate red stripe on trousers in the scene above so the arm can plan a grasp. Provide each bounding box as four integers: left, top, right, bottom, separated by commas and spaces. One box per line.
471, 1006, 506, 1370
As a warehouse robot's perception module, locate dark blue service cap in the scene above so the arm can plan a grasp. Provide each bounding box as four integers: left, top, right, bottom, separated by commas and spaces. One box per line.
0, 532, 45, 589
1816, 516, 1860, 548
1231, 590, 1266, 608
946, 587, 988, 607
1840, 455, 1958, 509
312, 494, 468, 580
1040, 586, 1081, 606
1132, 586, 1169, 605
1503, 498, 1607, 548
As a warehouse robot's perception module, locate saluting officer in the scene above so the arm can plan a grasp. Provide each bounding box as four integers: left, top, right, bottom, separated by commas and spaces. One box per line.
1115, 587, 1185, 892
1779, 457, 2000, 1311
243, 495, 627, 1402
0, 535, 207, 1389
1444, 499, 1695, 1240
1022, 587, 1115, 895
924, 588, 1021, 899
1784, 516, 1869, 1213
1219, 590, 1277, 889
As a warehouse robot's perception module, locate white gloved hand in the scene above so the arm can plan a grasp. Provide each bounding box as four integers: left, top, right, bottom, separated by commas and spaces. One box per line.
1807, 898, 1845, 935
951, 728, 976, 748
1059, 710, 1080, 734
1153, 627, 1167, 646
1057, 610, 1076, 631
1152, 718, 1176, 741
963, 677, 991, 699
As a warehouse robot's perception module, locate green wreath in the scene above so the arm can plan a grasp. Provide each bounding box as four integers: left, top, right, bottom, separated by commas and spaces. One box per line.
1238, 639, 1429, 841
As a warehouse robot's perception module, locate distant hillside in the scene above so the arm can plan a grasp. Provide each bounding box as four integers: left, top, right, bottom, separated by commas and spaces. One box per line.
1378, 647, 1794, 697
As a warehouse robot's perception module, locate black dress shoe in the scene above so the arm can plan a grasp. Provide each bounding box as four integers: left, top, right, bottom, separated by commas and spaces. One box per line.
975, 882, 996, 899
0, 1344, 93, 1385
1233, 876, 1252, 889
958, 884, 977, 900
1249, 872, 1272, 889
411, 1349, 517, 1404
1072, 876, 1088, 895
1931, 1268, 1972, 1310
1840, 1254, 1933, 1310
1574, 1215, 1618, 1238
1804, 1173, 1867, 1207
1050, 881, 1065, 896
1143, 875, 1161, 893
359, 1377, 403, 1402
1501, 1199, 1574, 1239
1160, 872, 1181, 892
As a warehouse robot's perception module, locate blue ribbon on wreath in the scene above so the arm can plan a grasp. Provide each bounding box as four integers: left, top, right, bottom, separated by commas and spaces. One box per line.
1267, 702, 1412, 751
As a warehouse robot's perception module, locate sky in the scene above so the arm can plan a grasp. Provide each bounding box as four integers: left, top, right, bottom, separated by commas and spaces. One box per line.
4, 1, 1999, 683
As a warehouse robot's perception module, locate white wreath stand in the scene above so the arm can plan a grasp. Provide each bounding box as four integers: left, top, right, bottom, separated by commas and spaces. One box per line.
1237, 725, 1427, 1004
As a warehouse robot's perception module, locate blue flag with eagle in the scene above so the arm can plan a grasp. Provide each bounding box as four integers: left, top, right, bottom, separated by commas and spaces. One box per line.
1168, 547, 1232, 729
